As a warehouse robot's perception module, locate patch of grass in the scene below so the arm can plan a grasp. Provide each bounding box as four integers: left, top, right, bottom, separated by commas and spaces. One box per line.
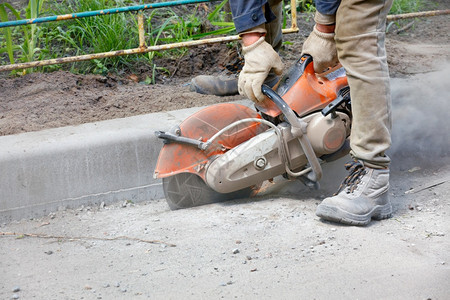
296, 0, 316, 14
0, 0, 48, 74
1, 0, 236, 78
283, 0, 315, 25
389, 0, 423, 15
49, 0, 141, 74
387, 0, 424, 33
0, 4, 15, 64
0, 0, 151, 74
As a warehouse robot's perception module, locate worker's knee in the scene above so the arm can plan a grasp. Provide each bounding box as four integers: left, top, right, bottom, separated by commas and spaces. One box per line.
335, 0, 393, 39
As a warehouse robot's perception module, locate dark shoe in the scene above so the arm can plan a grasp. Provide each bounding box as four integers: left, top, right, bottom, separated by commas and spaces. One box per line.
316, 160, 392, 226
190, 72, 279, 97
190, 74, 239, 96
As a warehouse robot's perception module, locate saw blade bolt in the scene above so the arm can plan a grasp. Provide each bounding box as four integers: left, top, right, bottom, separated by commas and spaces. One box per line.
254, 157, 267, 170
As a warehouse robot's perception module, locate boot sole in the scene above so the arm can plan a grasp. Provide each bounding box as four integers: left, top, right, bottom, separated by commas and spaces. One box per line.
316, 203, 393, 226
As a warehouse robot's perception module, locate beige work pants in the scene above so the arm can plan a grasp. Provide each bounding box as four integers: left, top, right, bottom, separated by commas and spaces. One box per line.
265, 0, 283, 51
335, 0, 394, 168
265, 0, 393, 167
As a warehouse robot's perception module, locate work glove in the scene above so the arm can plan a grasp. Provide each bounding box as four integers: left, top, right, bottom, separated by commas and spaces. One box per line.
238, 36, 284, 102
301, 25, 339, 74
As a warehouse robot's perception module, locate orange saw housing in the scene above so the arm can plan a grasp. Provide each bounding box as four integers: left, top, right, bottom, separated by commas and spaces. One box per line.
154, 56, 349, 181
256, 57, 348, 118
154, 103, 266, 180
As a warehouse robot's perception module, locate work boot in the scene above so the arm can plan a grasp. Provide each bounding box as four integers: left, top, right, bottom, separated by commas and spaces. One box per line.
316, 160, 392, 226
189, 73, 279, 96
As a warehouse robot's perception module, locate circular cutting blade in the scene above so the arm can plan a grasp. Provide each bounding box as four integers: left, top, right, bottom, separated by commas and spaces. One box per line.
163, 173, 259, 210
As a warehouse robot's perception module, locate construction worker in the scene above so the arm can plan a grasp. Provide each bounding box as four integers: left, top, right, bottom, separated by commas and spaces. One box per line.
191, 0, 393, 226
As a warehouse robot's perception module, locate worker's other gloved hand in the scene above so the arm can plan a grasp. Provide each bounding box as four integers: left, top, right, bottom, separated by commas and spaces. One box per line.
301, 25, 338, 74
239, 36, 284, 102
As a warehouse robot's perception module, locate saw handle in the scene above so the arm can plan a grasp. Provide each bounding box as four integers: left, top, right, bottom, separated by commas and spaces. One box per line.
262, 84, 307, 132
321, 86, 351, 117
155, 131, 206, 149
261, 84, 323, 182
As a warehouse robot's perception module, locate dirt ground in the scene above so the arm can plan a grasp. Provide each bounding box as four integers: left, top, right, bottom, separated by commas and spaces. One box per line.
1, 4, 450, 300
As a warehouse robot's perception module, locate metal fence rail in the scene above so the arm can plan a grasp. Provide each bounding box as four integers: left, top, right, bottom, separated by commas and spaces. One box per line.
0, 0, 298, 72
386, 9, 450, 21
0, 0, 215, 28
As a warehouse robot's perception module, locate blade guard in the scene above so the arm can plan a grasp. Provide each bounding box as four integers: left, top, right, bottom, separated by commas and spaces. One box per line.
154, 103, 265, 180
256, 55, 348, 117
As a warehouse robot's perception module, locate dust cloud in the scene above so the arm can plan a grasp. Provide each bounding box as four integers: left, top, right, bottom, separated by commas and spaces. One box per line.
389, 64, 450, 170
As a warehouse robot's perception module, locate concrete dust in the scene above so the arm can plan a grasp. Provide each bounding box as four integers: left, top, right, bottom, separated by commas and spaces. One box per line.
390, 64, 450, 170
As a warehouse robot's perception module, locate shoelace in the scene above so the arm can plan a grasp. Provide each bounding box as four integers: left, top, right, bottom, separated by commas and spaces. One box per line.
334, 160, 367, 195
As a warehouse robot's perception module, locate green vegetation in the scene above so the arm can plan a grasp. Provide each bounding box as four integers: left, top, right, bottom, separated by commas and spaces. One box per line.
0, 0, 235, 78
291, 0, 424, 15
0, 0, 47, 73
50, 0, 142, 74
295, 0, 316, 14
388, 0, 424, 33
390, 0, 423, 15
283, 0, 316, 25
286, 0, 424, 22
0, 0, 426, 77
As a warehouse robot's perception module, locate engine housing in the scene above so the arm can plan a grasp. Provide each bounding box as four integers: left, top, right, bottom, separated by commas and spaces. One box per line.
306, 112, 351, 155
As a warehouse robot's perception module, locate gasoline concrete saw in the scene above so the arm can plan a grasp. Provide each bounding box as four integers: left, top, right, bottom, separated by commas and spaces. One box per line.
154, 55, 352, 209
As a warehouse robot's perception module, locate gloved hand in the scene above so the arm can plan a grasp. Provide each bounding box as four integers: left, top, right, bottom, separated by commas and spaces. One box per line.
301, 25, 339, 74
238, 36, 284, 102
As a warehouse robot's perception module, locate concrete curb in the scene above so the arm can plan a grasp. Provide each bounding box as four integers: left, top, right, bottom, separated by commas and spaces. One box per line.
0, 102, 251, 222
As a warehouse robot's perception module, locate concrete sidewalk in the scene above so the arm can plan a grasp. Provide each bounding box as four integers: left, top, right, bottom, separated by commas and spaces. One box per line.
1, 103, 254, 222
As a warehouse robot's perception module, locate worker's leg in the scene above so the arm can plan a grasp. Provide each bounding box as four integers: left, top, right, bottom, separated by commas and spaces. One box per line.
316, 0, 394, 225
